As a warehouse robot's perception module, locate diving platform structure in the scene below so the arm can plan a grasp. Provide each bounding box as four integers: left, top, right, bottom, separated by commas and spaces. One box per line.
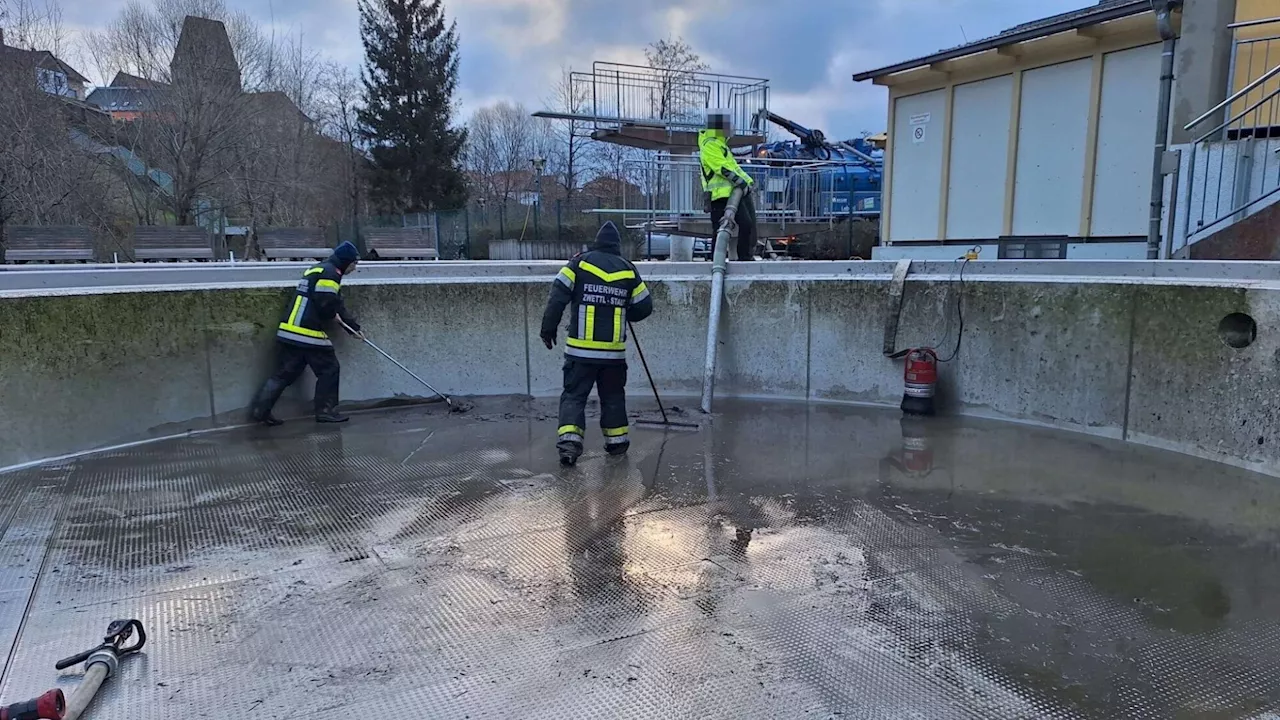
532, 62, 769, 152
535, 63, 874, 244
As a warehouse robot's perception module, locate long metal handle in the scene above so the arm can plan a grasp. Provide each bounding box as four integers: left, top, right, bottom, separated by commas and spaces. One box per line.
367, 338, 449, 401
339, 320, 450, 403
629, 322, 670, 425
1228, 16, 1280, 31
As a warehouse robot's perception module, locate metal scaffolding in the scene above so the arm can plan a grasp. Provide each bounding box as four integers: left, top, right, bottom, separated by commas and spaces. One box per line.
535, 63, 770, 151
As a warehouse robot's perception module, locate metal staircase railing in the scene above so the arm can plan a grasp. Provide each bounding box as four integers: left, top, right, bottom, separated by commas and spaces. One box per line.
582, 155, 879, 241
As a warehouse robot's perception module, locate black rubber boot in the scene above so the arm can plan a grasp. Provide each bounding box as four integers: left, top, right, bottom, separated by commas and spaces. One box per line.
557, 439, 583, 467
605, 441, 631, 457
315, 404, 349, 424
250, 379, 287, 426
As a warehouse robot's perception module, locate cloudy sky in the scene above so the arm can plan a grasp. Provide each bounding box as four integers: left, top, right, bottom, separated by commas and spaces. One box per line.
56, 0, 1095, 138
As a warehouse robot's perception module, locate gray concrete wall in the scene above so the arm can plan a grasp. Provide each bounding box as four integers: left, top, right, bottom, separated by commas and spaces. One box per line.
1171, 0, 1237, 146
3, 261, 1280, 477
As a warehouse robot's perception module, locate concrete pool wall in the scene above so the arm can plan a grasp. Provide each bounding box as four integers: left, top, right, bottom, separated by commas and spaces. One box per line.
2, 260, 1279, 474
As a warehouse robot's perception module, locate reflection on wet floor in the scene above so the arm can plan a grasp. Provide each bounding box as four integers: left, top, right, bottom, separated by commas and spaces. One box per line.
1, 398, 1279, 718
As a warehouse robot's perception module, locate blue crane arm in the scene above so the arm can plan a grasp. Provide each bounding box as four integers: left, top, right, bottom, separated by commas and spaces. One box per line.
757, 110, 827, 147
751, 109, 883, 170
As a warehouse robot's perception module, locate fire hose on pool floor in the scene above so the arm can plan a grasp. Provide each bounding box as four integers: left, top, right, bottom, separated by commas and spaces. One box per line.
1, 620, 146, 720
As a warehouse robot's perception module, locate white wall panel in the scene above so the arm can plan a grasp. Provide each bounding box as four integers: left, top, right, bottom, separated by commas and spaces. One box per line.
1092, 44, 1162, 236
946, 75, 1014, 239
889, 90, 947, 241
1013, 58, 1093, 236
1066, 242, 1150, 258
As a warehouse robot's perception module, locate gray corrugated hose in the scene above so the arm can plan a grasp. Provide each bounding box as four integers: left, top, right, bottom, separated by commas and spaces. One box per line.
700, 185, 745, 414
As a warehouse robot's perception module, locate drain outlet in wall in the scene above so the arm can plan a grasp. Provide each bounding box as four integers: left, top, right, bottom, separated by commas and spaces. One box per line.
1218, 313, 1257, 349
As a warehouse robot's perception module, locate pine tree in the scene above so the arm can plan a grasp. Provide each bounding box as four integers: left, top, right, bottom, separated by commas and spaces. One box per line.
357, 0, 467, 212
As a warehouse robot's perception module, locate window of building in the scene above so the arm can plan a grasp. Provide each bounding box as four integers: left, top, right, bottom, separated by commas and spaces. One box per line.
35, 67, 73, 97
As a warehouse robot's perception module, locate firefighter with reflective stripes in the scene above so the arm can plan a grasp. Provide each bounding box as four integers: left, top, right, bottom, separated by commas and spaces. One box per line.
541, 222, 654, 466
250, 241, 363, 425
699, 109, 757, 261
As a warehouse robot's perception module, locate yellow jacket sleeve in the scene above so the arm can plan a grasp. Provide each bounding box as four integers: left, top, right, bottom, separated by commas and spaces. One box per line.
698, 131, 753, 187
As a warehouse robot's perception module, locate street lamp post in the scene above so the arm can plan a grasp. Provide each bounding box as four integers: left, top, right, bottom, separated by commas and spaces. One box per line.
531, 157, 547, 244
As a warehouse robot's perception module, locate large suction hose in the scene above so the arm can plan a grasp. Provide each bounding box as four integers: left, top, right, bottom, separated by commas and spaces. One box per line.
700, 186, 745, 414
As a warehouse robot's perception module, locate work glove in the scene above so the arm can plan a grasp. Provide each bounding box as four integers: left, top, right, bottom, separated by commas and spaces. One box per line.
718, 213, 739, 238
340, 317, 364, 341
542, 333, 555, 350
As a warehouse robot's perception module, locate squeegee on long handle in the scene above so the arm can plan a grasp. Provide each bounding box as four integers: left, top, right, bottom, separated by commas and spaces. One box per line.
630, 322, 700, 431
339, 319, 454, 409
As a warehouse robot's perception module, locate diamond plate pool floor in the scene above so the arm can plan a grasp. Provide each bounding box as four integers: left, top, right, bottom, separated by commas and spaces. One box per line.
2, 398, 1280, 719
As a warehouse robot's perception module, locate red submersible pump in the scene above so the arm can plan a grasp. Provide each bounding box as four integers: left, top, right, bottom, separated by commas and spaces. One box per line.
900, 347, 938, 417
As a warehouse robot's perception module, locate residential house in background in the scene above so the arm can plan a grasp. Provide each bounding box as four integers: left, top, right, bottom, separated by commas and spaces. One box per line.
581, 176, 644, 208
0, 28, 89, 100
245, 90, 313, 131
87, 16, 305, 126
83, 14, 352, 235
86, 73, 163, 121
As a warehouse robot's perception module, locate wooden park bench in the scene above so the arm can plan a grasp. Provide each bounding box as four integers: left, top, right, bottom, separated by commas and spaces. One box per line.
363, 227, 439, 260
257, 227, 331, 261
3, 226, 95, 263
133, 226, 216, 261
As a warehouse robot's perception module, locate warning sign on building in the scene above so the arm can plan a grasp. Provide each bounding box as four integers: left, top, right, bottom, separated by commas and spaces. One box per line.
912, 125, 927, 144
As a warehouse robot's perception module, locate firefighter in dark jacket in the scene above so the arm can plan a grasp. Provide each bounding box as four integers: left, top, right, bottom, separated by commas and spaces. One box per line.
542, 222, 654, 466
250, 241, 363, 425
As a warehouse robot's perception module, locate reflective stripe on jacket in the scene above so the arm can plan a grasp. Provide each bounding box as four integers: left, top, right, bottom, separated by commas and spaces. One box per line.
542, 250, 654, 363
276, 261, 351, 347
698, 129, 753, 201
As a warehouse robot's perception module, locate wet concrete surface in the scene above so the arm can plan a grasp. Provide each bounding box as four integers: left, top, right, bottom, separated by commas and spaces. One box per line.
1, 398, 1280, 718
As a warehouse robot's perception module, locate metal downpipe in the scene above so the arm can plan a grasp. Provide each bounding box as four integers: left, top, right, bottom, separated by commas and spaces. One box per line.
701, 186, 745, 414
1148, 2, 1181, 259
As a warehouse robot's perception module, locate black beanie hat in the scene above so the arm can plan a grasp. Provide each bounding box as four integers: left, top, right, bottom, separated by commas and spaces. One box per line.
330, 241, 359, 269
593, 222, 621, 252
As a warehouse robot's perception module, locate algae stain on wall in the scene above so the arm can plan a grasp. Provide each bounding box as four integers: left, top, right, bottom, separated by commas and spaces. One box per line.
1, 292, 211, 375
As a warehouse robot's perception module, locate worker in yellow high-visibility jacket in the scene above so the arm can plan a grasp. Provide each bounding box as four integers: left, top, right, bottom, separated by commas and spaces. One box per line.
698, 109, 758, 261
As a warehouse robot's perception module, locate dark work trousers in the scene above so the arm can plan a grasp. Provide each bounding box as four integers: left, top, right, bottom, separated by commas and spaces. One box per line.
267, 342, 342, 413
709, 191, 758, 261
557, 359, 630, 456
